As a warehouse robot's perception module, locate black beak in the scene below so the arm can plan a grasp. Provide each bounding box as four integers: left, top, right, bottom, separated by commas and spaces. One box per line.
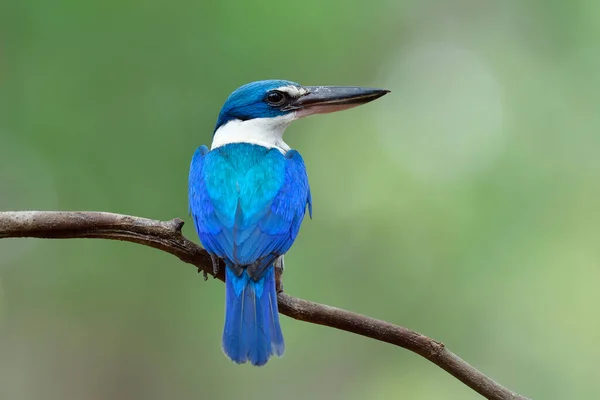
284, 86, 390, 116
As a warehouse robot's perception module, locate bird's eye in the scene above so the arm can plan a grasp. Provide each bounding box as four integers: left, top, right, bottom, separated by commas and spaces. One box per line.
266, 91, 286, 106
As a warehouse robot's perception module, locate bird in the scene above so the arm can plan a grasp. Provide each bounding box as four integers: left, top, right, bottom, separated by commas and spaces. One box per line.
188, 80, 389, 366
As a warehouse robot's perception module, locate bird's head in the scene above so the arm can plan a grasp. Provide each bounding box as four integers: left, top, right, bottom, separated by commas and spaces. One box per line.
212, 79, 389, 152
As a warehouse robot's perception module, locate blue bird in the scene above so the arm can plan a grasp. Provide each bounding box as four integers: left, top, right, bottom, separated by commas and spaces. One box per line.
188, 80, 389, 366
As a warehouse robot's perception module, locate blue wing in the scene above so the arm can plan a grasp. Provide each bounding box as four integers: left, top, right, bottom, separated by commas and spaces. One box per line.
188, 144, 236, 260
189, 144, 311, 278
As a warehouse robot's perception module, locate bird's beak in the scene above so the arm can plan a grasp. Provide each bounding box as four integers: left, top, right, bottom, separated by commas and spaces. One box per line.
286, 86, 390, 118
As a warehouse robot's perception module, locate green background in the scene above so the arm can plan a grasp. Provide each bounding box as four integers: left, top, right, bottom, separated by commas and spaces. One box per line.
1, 1, 599, 399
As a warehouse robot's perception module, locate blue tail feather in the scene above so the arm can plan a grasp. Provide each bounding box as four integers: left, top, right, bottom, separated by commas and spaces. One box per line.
222, 266, 284, 366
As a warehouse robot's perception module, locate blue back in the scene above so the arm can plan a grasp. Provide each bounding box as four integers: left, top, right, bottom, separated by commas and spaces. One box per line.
189, 143, 312, 278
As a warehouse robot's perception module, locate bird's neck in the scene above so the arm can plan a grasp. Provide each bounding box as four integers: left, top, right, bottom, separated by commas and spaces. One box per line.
211, 114, 295, 153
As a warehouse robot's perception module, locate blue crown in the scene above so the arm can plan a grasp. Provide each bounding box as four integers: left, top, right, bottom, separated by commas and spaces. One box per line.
215, 80, 301, 131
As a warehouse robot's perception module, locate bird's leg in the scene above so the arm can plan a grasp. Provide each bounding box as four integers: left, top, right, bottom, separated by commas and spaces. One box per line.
275, 255, 285, 272
274, 256, 285, 293
202, 269, 209, 281
210, 253, 220, 278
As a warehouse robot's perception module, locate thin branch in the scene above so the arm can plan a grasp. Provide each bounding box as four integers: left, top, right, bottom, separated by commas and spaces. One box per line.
0, 211, 529, 400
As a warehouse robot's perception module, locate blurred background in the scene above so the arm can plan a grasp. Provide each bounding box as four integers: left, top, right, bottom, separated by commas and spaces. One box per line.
1, 0, 599, 399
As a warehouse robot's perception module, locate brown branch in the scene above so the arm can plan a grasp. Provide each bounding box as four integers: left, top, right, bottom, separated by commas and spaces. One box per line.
0, 211, 529, 400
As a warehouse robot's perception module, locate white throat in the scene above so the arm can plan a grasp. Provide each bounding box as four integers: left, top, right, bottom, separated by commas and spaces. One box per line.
211, 114, 296, 153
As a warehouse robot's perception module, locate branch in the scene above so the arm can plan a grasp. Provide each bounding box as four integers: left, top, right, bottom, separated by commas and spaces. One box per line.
0, 211, 529, 400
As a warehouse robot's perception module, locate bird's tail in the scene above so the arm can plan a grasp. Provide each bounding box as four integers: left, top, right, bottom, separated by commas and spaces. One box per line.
222, 265, 284, 366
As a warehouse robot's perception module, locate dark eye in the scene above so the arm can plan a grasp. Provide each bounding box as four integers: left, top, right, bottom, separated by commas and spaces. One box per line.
266, 91, 286, 106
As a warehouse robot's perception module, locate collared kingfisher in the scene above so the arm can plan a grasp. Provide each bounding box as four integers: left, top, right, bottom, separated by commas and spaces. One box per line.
188, 80, 389, 366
